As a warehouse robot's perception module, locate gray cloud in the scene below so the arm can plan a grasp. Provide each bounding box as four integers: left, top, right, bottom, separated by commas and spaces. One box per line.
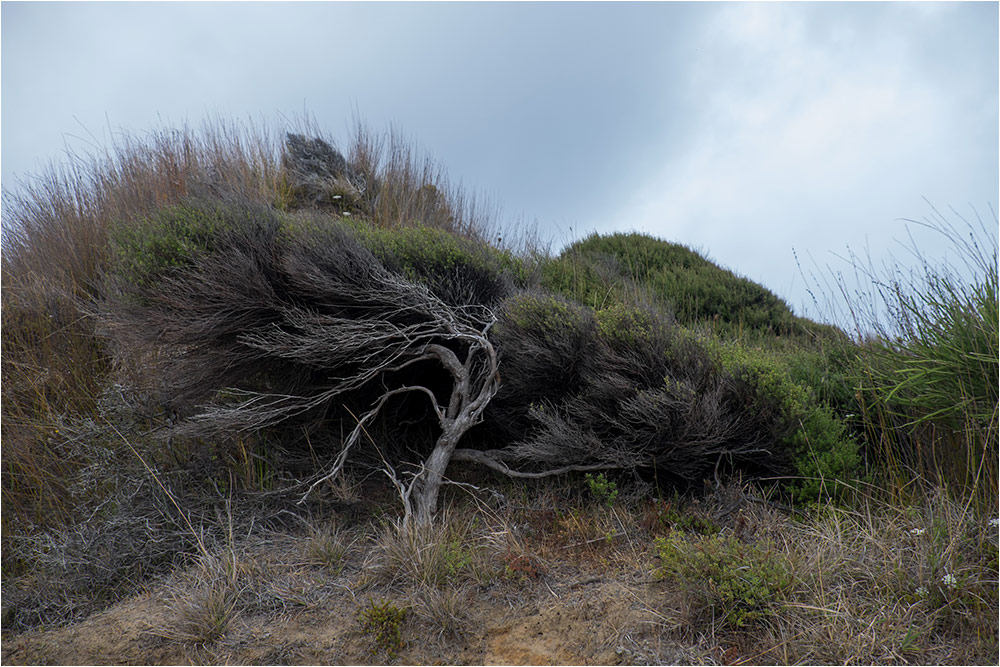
2, 2, 995, 321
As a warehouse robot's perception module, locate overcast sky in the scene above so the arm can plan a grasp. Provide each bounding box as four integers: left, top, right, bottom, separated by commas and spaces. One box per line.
2, 1, 997, 323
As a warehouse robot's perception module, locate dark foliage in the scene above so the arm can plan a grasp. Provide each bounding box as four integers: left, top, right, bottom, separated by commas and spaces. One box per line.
484, 293, 599, 443
483, 297, 796, 487
101, 195, 502, 515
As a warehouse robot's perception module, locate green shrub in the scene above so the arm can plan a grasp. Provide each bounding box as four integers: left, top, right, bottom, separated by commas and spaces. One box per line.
110, 202, 226, 288
539, 248, 633, 311
655, 533, 793, 629
710, 340, 860, 501
585, 472, 619, 507
780, 344, 858, 417
594, 302, 659, 348
355, 222, 529, 306
544, 232, 798, 333
502, 292, 593, 338
358, 598, 408, 659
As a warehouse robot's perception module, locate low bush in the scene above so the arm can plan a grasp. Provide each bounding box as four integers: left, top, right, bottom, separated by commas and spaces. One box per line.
358, 598, 408, 659
655, 532, 794, 629
487, 293, 801, 488
710, 342, 861, 501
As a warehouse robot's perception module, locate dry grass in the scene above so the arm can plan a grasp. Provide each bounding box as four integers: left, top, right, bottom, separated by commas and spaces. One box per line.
2, 117, 288, 537
639, 483, 999, 665
3, 478, 996, 665
364, 509, 495, 588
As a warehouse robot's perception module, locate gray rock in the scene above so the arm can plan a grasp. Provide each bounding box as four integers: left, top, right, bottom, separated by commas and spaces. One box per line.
282, 134, 360, 209
283, 133, 348, 180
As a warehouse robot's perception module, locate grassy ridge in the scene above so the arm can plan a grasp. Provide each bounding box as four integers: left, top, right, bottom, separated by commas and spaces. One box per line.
543, 231, 797, 333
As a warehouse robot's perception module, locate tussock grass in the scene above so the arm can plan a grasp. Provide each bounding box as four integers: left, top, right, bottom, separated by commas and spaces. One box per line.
812, 204, 998, 513
365, 510, 491, 588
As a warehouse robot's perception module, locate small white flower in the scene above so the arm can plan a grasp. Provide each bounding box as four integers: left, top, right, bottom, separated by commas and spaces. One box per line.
915, 586, 929, 598
989, 518, 999, 528
942, 573, 958, 589
910, 528, 925, 536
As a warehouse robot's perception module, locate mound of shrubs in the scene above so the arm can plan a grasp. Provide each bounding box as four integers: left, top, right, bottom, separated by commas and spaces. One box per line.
5, 127, 864, 540
542, 232, 799, 333
102, 192, 859, 503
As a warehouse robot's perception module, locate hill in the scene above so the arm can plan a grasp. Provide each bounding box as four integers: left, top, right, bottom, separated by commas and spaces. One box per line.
2, 119, 996, 664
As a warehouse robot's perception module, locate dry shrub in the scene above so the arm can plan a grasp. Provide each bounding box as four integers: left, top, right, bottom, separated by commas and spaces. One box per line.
484, 294, 798, 489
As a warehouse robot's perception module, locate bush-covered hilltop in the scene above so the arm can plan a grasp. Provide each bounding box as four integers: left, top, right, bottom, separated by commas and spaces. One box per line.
102, 182, 857, 509
2, 120, 996, 664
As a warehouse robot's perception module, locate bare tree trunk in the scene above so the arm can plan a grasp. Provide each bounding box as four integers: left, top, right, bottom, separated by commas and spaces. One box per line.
408, 337, 498, 527
413, 430, 460, 527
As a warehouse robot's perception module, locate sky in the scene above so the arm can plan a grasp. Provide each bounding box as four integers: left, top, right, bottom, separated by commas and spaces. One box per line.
2, 1, 997, 324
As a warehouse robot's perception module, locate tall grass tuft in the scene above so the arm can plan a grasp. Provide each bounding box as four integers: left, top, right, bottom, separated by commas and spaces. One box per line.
2, 117, 287, 536
826, 204, 998, 511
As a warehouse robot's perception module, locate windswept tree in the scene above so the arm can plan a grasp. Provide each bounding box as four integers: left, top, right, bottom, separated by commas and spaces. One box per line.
102, 194, 853, 527
103, 196, 501, 526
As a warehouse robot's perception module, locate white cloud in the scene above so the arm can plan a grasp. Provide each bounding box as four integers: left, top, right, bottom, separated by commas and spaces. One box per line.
610, 3, 996, 315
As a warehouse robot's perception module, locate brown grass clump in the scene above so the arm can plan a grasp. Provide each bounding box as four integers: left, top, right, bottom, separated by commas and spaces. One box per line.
365, 510, 491, 589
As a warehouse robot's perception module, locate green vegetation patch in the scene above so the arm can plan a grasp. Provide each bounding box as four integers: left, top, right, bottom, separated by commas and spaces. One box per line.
594, 302, 660, 348
501, 291, 594, 338
655, 532, 794, 629
358, 598, 408, 659
711, 340, 861, 502
544, 232, 797, 333
110, 201, 234, 289
355, 222, 530, 305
